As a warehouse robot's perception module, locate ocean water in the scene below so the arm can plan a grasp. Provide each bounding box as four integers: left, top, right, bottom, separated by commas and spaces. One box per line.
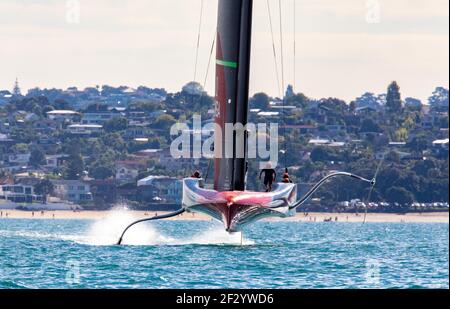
0, 213, 448, 289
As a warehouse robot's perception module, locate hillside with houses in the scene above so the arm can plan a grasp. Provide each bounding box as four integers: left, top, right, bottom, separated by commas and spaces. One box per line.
0, 80, 448, 212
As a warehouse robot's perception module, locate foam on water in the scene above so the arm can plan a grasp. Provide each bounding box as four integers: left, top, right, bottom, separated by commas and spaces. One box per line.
0, 211, 254, 246
78, 211, 254, 246
179, 227, 255, 246
80, 211, 172, 246
0, 218, 448, 288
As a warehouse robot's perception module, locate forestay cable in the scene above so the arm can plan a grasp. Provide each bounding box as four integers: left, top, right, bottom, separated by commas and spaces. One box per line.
193, 0, 205, 82
266, 0, 282, 97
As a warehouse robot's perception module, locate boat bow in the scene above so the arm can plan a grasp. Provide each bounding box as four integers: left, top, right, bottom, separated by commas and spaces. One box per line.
183, 178, 297, 232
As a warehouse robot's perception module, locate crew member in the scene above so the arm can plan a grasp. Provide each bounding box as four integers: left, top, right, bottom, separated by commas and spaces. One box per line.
191, 170, 201, 179
282, 168, 293, 183
259, 163, 277, 192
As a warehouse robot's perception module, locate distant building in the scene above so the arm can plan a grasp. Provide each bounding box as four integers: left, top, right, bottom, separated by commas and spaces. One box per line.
432, 138, 449, 154
133, 149, 162, 160
0, 91, 12, 105
87, 179, 118, 205
34, 119, 62, 133
0, 184, 42, 203
45, 154, 69, 170
116, 160, 146, 184
257, 111, 279, 118
354, 92, 384, 111
309, 138, 346, 147
137, 175, 182, 203
8, 153, 31, 165
355, 105, 378, 115
125, 125, 148, 140
0, 134, 14, 154
51, 180, 93, 203
405, 97, 422, 109
47, 110, 80, 123
67, 124, 103, 135
282, 125, 318, 135
81, 109, 123, 125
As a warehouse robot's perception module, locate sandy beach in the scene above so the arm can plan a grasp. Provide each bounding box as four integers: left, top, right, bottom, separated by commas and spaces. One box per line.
0, 209, 448, 223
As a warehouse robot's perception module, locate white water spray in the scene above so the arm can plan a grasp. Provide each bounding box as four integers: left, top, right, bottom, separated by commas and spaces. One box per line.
79, 211, 254, 246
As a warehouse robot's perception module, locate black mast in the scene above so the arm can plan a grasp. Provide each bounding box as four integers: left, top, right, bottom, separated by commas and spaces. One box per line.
214, 0, 253, 192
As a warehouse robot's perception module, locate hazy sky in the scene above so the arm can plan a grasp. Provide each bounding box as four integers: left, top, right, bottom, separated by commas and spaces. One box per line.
0, 0, 448, 102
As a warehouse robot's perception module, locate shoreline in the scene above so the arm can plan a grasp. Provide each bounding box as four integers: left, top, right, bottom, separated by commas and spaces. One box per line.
0, 210, 448, 223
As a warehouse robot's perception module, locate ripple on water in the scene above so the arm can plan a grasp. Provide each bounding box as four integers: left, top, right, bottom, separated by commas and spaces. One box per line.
0, 217, 448, 289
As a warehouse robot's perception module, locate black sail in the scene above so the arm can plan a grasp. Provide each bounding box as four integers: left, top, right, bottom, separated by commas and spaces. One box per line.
214, 0, 253, 192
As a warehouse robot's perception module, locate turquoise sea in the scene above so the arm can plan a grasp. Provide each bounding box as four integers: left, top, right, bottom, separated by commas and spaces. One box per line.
0, 214, 448, 289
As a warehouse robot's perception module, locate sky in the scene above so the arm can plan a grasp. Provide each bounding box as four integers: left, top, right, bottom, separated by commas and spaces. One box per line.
0, 0, 448, 103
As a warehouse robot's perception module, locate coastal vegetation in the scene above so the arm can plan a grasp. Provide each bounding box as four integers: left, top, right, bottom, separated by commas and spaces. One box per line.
0, 81, 448, 210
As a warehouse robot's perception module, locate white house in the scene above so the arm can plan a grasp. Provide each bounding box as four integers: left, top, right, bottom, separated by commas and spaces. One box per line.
8, 153, 31, 165
0, 184, 42, 203
47, 110, 80, 123
81, 110, 123, 125
51, 180, 93, 203
116, 161, 145, 184
67, 124, 103, 135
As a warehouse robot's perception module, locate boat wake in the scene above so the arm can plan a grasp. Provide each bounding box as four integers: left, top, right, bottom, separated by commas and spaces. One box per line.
0, 211, 255, 246
78, 211, 254, 247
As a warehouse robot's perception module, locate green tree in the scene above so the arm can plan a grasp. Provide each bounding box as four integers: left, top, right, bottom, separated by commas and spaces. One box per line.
64, 141, 84, 180
153, 114, 176, 131
360, 118, 381, 133
104, 117, 128, 133
65, 153, 84, 180
310, 147, 329, 162
413, 159, 436, 177
386, 81, 402, 113
407, 134, 428, 153
30, 146, 46, 167
250, 93, 270, 110
385, 151, 400, 164
89, 149, 117, 180
386, 187, 414, 205
34, 179, 54, 203
11, 143, 29, 154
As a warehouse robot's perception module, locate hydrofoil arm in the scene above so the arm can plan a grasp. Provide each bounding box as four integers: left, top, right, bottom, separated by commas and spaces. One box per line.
289, 172, 376, 210
117, 209, 186, 245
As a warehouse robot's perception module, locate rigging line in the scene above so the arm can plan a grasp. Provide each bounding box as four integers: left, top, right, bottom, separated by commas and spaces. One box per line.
266, 0, 282, 98
203, 28, 217, 89
278, 0, 285, 98
363, 153, 385, 224
278, 0, 285, 95
199, 28, 216, 183
279, 0, 287, 168
293, 0, 296, 92
193, 0, 204, 82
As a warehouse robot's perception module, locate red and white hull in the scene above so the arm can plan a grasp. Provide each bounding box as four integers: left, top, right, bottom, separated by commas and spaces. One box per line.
182, 178, 297, 232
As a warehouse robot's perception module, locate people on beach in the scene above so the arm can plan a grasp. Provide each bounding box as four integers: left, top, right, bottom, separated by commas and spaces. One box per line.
259, 163, 276, 192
